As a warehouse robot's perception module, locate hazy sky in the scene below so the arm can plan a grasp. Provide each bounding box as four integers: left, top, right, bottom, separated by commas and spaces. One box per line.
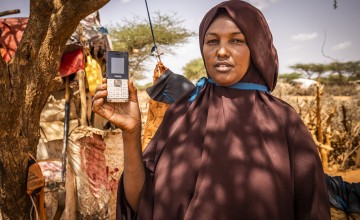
1, 0, 360, 84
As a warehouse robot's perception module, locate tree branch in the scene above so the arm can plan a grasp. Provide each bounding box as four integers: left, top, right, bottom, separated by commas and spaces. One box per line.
11, 0, 109, 138
0, 9, 20, 17
0, 52, 5, 69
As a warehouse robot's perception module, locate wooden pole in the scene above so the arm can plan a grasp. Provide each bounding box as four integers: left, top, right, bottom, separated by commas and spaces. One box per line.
77, 70, 88, 126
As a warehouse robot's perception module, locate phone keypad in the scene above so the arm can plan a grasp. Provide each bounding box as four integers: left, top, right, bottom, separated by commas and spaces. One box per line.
107, 79, 129, 102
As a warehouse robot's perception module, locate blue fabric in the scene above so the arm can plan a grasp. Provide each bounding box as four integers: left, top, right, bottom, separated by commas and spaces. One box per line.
162, 91, 175, 103
188, 77, 269, 103
208, 79, 269, 92
188, 77, 208, 103
325, 174, 360, 214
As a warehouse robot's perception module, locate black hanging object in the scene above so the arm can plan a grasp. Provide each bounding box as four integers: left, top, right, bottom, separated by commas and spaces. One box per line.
146, 69, 195, 104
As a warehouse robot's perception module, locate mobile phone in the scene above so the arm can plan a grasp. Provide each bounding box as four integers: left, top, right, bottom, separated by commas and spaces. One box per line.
106, 51, 129, 102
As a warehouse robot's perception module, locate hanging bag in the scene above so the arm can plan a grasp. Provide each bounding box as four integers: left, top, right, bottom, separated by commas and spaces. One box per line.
85, 53, 103, 96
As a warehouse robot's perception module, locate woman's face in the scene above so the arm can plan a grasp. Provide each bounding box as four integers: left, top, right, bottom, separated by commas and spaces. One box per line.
203, 15, 250, 86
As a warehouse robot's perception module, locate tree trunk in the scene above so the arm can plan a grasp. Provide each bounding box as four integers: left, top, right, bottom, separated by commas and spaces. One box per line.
0, 0, 109, 218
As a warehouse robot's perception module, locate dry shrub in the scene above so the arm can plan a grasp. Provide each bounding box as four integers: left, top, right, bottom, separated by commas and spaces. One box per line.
272, 82, 316, 97
274, 83, 360, 170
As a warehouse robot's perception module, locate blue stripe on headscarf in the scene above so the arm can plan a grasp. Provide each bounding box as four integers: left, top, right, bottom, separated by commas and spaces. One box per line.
188, 77, 269, 103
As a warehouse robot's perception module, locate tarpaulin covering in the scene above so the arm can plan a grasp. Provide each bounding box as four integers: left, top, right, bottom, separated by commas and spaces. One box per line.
0, 17, 28, 62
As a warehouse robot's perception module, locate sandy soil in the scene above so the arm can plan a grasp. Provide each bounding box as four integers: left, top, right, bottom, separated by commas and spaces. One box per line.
326, 169, 360, 183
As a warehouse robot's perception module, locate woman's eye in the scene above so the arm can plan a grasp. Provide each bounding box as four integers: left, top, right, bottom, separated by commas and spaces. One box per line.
231, 38, 245, 43
206, 39, 219, 45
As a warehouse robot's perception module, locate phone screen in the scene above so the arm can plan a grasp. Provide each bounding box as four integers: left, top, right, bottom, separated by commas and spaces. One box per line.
111, 57, 125, 74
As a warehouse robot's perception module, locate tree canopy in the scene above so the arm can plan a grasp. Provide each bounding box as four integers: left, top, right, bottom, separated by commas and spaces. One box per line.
290, 63, 325, 79
290, 61, 360, 82
327, 61, 360, 79
278, 73, 303, 83
107, 12, 195, 80
182, 57, 206, 81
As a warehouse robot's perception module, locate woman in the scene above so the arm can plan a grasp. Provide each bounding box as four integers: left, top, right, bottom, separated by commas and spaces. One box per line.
93, 1, 330, 219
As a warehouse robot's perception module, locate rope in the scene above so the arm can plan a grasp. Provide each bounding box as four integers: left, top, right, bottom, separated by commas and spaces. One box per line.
30, 196, 40, 220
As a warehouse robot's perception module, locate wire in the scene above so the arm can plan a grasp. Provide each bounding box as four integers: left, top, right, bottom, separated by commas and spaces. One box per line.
144, 0, 157, 51
144, 0, 162, 62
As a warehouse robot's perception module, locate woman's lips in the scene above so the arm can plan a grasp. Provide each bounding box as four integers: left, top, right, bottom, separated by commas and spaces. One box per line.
215, 63, 233, 72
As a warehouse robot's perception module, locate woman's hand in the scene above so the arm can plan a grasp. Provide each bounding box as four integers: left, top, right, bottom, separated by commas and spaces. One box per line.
93, 79, 145, 211
92, 79, 141, 135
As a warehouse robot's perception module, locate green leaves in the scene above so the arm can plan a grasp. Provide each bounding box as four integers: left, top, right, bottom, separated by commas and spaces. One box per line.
290, 61, 360, 81
107, 12, 195, 80
182, 58, 206, 81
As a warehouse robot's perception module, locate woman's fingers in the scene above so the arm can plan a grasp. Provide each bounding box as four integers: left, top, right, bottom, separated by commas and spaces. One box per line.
94, 82, 107, 94
91, 78, 141, 132
92, 94, 106, 116
92, 82, 108, 115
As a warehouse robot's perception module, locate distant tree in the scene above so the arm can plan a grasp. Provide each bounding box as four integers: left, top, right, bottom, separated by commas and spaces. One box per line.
312, 63, 328, 78
328, 61, 360, 80
278, 72, 302, 83
108, 12, 195, 80
290, 61, 360, 84
346, 61, 360, 79
328, 62, 346, 78
290, 63, 327, 79
290, 63, 317, 79
182, 58, 207, 81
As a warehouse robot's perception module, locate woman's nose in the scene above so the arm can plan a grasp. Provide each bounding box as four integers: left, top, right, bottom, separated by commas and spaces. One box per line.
217, 44, 230, 58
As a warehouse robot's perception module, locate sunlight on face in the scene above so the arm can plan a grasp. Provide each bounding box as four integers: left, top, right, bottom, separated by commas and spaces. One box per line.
203, 14, 250, 86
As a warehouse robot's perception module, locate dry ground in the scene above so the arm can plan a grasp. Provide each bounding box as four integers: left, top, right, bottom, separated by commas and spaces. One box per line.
327, 169, 360, 183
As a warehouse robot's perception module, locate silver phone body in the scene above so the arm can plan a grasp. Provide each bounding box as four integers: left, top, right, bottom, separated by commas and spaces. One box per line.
106, 51, 129, 103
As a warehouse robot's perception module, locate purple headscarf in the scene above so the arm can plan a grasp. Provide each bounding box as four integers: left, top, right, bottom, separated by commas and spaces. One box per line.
199, 0, 278, 91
